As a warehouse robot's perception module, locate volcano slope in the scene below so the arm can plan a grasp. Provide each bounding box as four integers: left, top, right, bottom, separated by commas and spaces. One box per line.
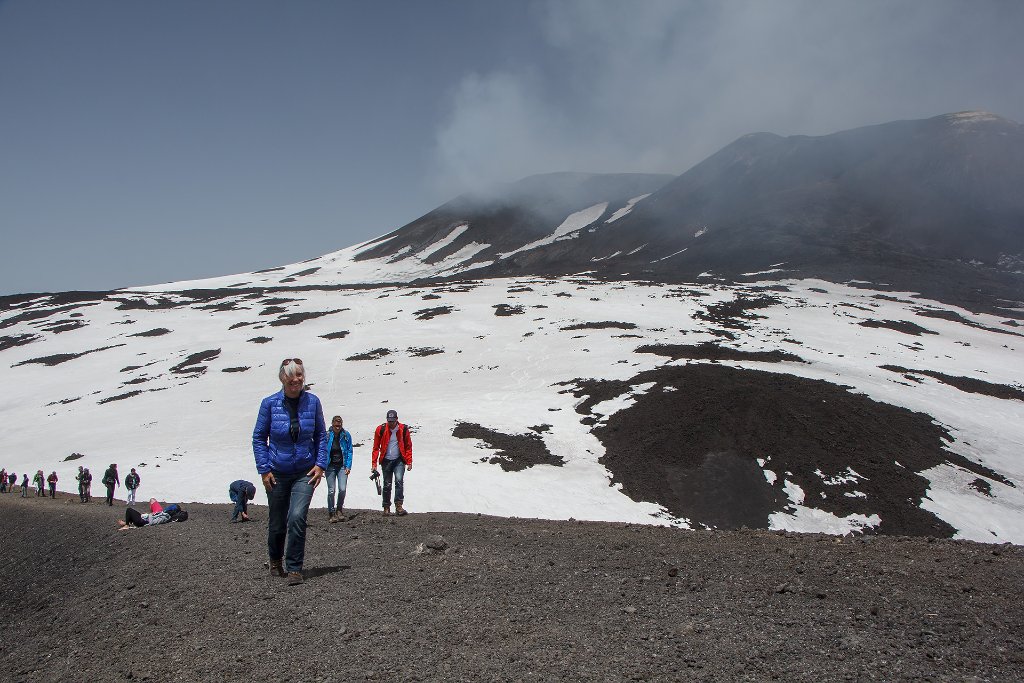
2, 495, 1022, 682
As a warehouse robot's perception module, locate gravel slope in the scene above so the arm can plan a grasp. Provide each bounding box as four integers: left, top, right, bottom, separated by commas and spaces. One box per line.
1, 493, 1022, 682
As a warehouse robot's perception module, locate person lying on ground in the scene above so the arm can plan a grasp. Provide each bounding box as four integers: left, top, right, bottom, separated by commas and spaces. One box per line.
118, 506, 171, 530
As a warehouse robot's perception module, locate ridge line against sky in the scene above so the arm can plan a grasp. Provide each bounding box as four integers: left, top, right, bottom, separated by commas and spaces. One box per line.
1, 0, 1022, 295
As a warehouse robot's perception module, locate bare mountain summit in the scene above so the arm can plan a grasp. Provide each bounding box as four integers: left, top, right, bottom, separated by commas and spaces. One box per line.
359, 112, 1024, 313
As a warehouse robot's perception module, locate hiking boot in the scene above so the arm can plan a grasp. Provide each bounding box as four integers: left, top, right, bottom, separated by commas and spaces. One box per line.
395, 502, 408, 516
382, 506, 391, 516
287, 571, 304, 585
269, 559, 287, 578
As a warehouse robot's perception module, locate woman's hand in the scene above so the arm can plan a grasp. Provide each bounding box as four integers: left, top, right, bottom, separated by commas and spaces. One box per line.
307, 465, 325, 489
344, 468, 351, 476
262, 471, 276, 492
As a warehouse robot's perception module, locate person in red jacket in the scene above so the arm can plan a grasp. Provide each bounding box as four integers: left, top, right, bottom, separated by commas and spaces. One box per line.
371, 409, 412, 516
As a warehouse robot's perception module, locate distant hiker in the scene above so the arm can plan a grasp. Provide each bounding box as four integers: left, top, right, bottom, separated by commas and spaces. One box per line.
21, 473, 29, 497
33, 470, 44, 497
124, 468, 141, 505
47, 471, 58, 498
371, 409, 413, 516
8, 472, 16, 493
252, 358, 327, 585
229, 479, 257, 522
102, 464, 119, 506
325, 415, 353, 523
76, 467, 90, 502
0, 469, 6, 493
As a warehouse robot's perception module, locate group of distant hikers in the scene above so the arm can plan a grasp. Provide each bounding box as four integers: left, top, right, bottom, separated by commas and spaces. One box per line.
1, 463, 143, 504
3, 358, 413, 587
0, 468, 59, 498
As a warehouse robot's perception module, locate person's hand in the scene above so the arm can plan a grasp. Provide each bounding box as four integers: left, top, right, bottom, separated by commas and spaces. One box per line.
344, 468, 351, 476
307, 465, 325, 489
262, 471, 276, 492
407, 463, 412, 472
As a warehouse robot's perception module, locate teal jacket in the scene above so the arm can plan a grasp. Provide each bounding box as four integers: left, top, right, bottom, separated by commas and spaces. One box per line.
325, 428, 353, 469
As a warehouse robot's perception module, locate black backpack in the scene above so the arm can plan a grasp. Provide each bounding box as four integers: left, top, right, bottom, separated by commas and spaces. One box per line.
163, 504, 188, 522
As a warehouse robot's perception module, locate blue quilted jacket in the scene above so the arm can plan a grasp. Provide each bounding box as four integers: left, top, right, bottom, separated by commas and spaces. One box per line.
252, 390, 328, 475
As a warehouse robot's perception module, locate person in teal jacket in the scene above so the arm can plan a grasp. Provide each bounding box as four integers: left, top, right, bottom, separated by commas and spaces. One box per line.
252, 358, 327, 585
324, 415, 353, 522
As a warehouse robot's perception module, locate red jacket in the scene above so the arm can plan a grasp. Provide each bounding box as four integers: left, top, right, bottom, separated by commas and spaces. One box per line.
372, 422, 413, 468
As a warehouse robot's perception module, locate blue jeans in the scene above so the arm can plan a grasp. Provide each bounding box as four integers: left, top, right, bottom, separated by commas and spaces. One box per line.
229, 488, 248, 520
381, 458, 405, 507
266, 471, 315, 572
324, 465, 349, 514
127, 488, 136, 505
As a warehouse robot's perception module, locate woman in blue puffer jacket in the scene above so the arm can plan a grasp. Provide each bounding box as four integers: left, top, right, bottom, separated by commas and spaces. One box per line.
252, 358, 327, 585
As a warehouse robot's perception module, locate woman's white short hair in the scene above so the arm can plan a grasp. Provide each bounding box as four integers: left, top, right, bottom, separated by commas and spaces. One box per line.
279, 359, 305, 381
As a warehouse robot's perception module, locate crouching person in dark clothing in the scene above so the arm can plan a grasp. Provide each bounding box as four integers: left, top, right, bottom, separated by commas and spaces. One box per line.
229, 480, 257, 522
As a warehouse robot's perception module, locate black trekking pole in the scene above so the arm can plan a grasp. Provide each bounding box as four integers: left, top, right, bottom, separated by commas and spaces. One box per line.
369, 469, 382, 496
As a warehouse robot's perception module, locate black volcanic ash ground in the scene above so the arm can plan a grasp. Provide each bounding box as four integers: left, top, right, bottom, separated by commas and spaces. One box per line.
1, 495, 1022, 682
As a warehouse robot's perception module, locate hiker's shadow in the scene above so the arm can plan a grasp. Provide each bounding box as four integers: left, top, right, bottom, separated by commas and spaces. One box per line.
305, 565, 349, 579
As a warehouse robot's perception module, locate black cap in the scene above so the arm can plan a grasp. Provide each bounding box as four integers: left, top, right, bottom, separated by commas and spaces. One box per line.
386, 410, 398, 420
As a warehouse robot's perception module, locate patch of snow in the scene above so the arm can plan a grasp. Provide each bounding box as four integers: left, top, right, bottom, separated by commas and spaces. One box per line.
650, 248, 687, 264
352, 233, 398, 256
604, 194, 651, 224
419, 224, 470, 260
920, 463, 1024, 544
498, 203, 608, 259
770, 507, 881, 535
815, 467, 864, 486
694, 227, 707, 238
588, 382, 658, 422
946, 111, 1001, 126
782, 479, 805, 505
742, 268, 786, 277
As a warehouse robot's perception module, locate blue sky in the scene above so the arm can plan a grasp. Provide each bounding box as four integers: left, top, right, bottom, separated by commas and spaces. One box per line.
2, 0, 1022, 295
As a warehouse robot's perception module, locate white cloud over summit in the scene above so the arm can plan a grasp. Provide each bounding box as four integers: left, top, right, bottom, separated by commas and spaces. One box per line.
431, 0, 1024, 195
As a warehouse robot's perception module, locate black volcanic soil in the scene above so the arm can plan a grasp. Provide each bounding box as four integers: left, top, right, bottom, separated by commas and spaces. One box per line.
1, 495, 1022, 682
453, 421, 564, 471
575, 364, 1012, 536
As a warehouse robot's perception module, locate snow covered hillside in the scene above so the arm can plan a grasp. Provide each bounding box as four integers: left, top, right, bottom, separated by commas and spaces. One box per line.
2, 244, 1022, 541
